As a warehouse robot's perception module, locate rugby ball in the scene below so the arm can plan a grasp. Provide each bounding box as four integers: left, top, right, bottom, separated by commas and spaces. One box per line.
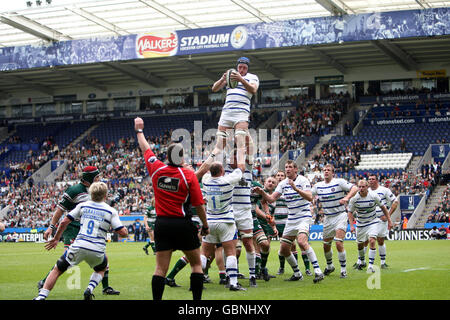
226, 69, 238, 89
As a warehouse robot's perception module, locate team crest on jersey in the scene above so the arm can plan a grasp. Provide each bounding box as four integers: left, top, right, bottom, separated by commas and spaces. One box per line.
331, 188, 335, 192
157, 176, 179, 192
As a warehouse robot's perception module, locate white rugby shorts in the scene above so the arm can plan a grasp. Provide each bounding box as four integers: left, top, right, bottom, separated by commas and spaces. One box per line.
233, 207, 253, 231
65, 244, 105, 269
203, 222, 237, 244
356, 221, 379, 243
323, 212, 348, 239
218, 110, 249, 128
282, 217, 312, 237
376, 219, 389, 238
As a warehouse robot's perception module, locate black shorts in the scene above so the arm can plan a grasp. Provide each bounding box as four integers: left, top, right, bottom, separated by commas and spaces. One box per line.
154, 216, 201, 252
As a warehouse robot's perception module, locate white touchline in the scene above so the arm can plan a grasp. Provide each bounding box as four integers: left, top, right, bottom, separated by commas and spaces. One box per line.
402, 267, 430, 272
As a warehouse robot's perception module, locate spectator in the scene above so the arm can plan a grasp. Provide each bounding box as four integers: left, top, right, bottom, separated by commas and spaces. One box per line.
133, 218, 142, 242
438, 225, 447, 239
400, 137, 407, 152
430, 226, 439, 240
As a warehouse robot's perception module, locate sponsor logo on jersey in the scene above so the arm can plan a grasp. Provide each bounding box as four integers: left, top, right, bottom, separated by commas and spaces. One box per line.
157, 176, 180, 192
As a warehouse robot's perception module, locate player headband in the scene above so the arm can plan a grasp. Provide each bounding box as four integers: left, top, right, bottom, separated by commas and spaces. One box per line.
82, 166, 100, 184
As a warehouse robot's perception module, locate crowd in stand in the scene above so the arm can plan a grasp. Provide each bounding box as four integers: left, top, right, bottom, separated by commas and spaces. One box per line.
1, 91, 449, 231
427, 185, 449, 224
278, 101, 347, 154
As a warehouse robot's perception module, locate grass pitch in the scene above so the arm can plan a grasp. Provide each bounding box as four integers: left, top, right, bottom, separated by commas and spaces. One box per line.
0, 240, 449, 300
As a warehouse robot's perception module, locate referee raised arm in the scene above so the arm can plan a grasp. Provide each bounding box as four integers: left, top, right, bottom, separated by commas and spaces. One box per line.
134, 117, 209, 300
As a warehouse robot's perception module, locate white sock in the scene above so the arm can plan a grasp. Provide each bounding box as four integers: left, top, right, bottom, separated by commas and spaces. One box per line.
36, 288, 50, 300
246, 251, 256, 278
368, 248, 376, 267
379, 244, 387, 265
286, 253, 300, 276
338, 250, 347, 272
325, 249, 334, 268
87, 272, 103, 293
226, 256, 238, 286
306, 247, 322, 274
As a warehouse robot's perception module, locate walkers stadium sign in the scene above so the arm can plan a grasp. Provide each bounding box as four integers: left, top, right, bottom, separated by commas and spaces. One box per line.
136, 32, 178, 58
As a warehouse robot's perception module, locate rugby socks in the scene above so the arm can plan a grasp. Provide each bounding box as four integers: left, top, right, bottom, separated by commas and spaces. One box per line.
167, 256, 188, 280
368, 248, 377, 268
358, 248, 366, 265
255, 253, 261, 276
190, 273, 204, 300
152, 275, 166, 300
338, 250, 347, 272
101, 269, 109, 289
246, 251, 256, 279
379, 244, 387, 265
219, 270, 227, 282
292, 250, 298, 262
305, 247, 322, 275
144, 241, 155, 252
325, 249, 334, 269
36, 288, 50, 300
301, 251, 311, 271
226, 256, 238, 286
260, 250, 270, 269
87, 272, 103, 293
278, 254, 286, 269
286, 253, 301, 277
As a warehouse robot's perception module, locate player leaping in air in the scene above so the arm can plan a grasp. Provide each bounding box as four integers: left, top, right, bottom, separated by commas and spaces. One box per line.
210, 57, 259, 181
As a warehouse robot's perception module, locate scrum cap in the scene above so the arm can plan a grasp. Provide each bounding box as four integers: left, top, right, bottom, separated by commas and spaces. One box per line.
82, 166, 100, 184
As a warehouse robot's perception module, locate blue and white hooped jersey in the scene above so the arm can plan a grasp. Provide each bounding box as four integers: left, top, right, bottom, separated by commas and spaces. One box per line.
202, 169, 242, 224
348, 191, 383, 228
67, 200, 123, 253
274, 175, 312, 222
371, 185, 397, 218
222, 72, 259, 115
225, 164, 252, 211
311, 178, 354, 217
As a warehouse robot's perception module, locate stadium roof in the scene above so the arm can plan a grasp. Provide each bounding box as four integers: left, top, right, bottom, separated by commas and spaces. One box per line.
0, 0, 449, 98
0, 0, 449, 48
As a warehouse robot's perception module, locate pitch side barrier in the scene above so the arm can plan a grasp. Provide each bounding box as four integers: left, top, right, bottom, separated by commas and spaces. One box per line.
3, 225, 448, 242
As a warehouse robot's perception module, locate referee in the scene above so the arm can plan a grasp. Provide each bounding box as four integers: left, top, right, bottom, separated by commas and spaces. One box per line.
134, 117, 209, 300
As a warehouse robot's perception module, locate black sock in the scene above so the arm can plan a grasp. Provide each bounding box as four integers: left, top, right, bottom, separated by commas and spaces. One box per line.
190, 273, 204, 300
102, 270, 109, 289
152, 275, 166, 300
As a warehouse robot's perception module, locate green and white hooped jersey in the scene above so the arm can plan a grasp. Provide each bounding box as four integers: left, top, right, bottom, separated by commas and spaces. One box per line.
58, 182, 90, 228
145, 205, 156, 224
250, 181, 263, 220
